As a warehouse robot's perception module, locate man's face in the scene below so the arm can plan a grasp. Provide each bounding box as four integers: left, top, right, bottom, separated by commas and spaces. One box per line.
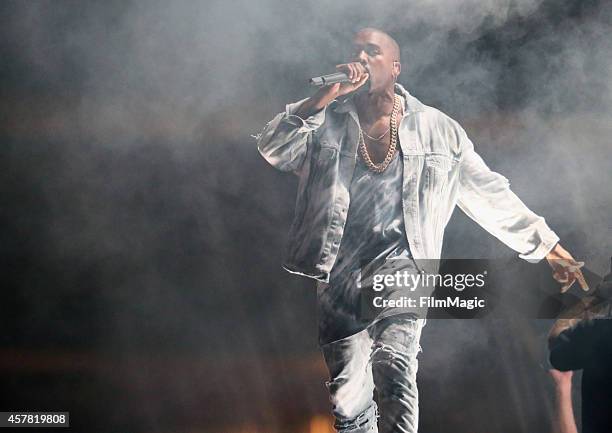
350, 30, 400, 93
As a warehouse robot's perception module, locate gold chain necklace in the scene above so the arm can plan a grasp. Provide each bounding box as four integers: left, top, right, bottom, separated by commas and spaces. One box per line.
358, 94, 401, 173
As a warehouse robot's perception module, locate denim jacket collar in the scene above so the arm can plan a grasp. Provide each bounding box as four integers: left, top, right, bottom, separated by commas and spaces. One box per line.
332, 83, 425, 115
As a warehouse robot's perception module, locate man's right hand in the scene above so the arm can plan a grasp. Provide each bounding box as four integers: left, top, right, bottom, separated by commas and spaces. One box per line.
295, 62, 369, 119
333, 62, 370, 97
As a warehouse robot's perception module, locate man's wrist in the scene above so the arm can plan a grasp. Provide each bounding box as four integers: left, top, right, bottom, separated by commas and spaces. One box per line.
545, 242, 561, 262
295, 99, 324, 119
554, 383, 572, 397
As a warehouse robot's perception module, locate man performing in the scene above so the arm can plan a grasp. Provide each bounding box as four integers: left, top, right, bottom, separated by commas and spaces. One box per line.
256, 28, 587, 433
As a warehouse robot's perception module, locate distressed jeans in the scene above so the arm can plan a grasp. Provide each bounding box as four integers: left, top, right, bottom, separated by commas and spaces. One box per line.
320, 316, 424, 433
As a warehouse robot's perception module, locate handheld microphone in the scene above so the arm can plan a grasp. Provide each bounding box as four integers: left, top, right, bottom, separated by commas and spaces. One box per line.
309, 72, 350, 87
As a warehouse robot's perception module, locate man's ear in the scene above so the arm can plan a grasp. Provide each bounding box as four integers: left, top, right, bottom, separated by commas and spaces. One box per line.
393, 61, 401, 78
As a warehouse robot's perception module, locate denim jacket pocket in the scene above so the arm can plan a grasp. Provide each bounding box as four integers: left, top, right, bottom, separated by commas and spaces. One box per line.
424, 153, 453, 191
424, 153, 453, 171
317, 146, 338, 162
316, 138, 340, 165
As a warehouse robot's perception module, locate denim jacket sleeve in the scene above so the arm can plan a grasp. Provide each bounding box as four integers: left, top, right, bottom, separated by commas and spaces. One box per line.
454, 121, 560, 262
256, 98, 326, 172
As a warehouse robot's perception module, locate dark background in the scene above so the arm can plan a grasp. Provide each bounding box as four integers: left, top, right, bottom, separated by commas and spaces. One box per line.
1, 0, 611, 432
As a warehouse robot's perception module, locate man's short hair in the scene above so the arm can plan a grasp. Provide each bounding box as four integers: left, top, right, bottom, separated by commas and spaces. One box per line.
356, 27, 401, 62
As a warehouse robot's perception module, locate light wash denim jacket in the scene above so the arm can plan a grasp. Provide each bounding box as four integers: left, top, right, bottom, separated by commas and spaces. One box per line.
256, 83, 559, 282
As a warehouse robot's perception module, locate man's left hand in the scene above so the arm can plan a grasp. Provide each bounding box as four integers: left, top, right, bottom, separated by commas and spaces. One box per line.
546, 243, 589, 293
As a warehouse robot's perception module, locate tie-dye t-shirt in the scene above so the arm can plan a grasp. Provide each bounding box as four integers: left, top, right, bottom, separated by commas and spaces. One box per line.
317, 138, 419, 345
